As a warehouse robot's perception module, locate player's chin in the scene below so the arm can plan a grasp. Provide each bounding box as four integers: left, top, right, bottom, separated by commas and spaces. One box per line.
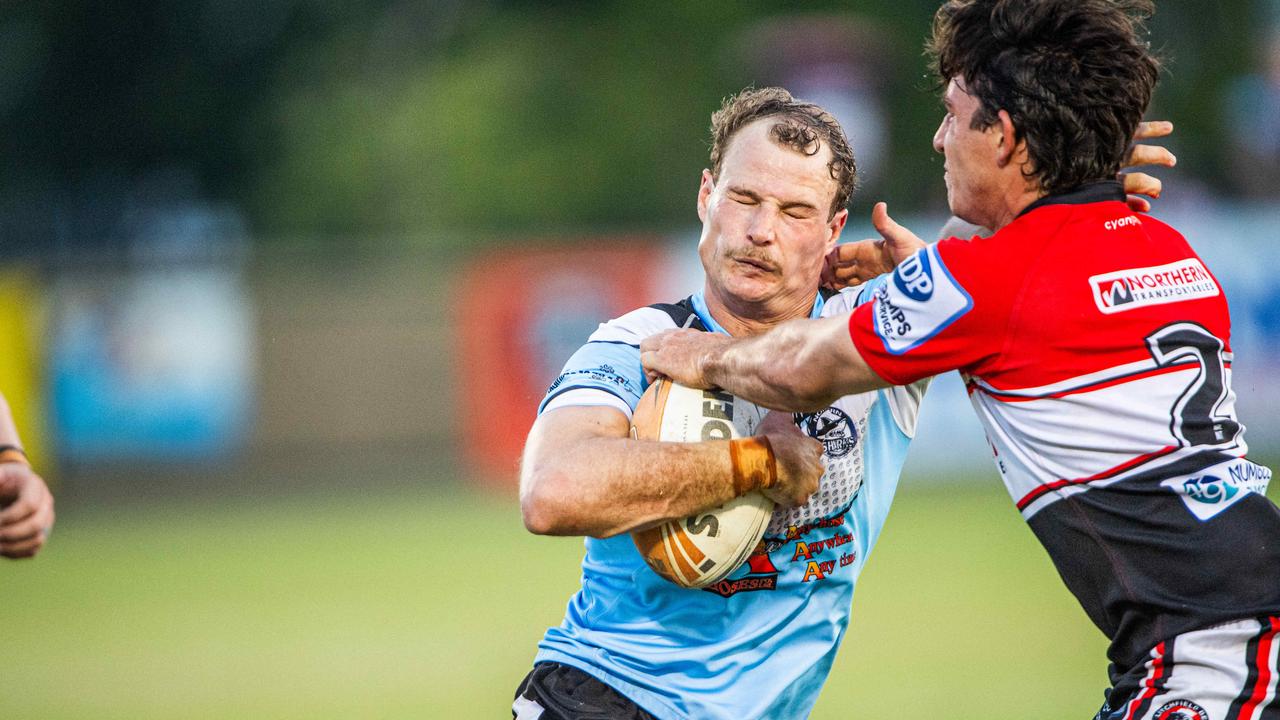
720, 276, 777, 304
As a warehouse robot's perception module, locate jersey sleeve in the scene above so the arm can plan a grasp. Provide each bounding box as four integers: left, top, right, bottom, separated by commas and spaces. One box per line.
539, 342, 644, 417
823, 282, 931, 436
848, 238, 1008, 386
819, 280, 886, 317
538, 306, 676, 417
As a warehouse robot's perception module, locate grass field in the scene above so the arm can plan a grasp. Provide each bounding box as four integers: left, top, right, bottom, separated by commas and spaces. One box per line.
1, 473, 1212, 719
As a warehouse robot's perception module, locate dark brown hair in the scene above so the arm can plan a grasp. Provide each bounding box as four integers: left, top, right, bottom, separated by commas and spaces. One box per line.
709, 87, 857, 218
927, 0, 1161, 195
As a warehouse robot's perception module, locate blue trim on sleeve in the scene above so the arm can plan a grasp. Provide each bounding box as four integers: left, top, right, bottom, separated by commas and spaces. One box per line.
587, 340, 641, 349
541, 383, 632, 411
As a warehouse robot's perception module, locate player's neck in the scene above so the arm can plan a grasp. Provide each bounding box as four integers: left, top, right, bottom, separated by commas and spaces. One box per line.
988, 181, 1045, 232
703, 286, 816, 338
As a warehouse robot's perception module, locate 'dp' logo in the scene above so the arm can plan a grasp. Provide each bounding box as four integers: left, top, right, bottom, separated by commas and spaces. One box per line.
893, 251, 934, 302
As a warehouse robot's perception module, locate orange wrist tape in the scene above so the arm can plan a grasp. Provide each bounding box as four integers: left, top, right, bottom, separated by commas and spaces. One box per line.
0, 445, 29, 466
729, 436, 777, 495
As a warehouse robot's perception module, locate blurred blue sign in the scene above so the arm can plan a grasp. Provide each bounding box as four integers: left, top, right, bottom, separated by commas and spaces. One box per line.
49, 268, 254, 461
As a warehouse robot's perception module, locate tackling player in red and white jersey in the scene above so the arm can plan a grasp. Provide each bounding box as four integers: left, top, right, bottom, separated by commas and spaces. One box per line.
641, 2, 1280, 718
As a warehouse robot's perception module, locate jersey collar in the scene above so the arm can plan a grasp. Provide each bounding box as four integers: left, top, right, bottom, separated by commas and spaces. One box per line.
691, 290, 826, 336
1017, 179, 1126, 219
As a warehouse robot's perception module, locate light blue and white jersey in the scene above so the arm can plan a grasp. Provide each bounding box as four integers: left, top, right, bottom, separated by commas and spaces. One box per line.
533, 284, 926, 720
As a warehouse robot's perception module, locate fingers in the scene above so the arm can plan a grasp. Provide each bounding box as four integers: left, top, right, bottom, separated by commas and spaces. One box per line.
639, 329, 674, 383
1119, 171, 1162, 199
870, 202, 898, 241
1125, 143, 1177, 169
823, 244, 870, 289
820, 251, 837, 289
871, 202, 927, 262
758, 410, 799, 434
762, 433, 825, 507
823, 240, 894, 288
639, 329, 721, 389
1133, 120, 1173, 141
638, 328, 677, 354
1125, 195, 1152, 214
0, 468, 54, 559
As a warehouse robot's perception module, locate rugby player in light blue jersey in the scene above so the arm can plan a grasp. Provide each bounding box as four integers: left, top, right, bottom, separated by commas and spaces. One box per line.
513, 85, 1171, 719
513, 87, 927, 720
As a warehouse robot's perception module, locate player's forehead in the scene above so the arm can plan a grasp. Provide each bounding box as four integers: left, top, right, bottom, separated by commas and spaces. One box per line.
942, 76, 979, 114
717, 118, 836, 204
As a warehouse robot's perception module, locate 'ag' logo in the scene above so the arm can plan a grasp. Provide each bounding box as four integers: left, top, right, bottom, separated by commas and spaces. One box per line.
893, 251, 934, 302
1182, 475, 1238, 504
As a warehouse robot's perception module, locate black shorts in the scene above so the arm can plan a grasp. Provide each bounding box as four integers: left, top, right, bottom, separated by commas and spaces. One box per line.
512, 662, 656, 720
1095, 616, 1280, 720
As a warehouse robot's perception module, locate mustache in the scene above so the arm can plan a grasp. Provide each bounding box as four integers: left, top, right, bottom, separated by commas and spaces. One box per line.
725, 249, 778, 271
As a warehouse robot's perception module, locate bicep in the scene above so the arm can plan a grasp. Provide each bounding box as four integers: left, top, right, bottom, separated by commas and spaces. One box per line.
521, 405, 631, 478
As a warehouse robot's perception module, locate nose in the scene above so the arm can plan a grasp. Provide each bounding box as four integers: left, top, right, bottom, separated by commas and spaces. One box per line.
746, 206, 777, 245
932, 118, 945, 155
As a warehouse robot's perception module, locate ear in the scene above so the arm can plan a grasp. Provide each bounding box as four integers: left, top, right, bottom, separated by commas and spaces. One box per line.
697, 170, 715, 223
994, 109, 1025, 168
826, 208, 849, 251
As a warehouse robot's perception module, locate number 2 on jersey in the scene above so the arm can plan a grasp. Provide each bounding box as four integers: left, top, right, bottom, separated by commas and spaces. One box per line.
1146, 322, 1241, 448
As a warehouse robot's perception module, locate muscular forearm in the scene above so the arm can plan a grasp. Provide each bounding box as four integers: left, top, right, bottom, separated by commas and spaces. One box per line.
704, 315, 885, 412
522, 433, 742, 538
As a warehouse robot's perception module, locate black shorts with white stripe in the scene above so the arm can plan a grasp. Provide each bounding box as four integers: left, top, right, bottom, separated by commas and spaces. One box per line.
512, 662, 657, 720
1096, 615, 1280, 720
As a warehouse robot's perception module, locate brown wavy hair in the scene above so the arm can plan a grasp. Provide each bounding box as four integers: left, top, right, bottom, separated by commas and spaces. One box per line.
927, 0, 1161, 195
708, 87, 858, 218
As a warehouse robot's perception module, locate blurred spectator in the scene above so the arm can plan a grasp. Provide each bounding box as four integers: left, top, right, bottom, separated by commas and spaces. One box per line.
1226, 27, 1280, 198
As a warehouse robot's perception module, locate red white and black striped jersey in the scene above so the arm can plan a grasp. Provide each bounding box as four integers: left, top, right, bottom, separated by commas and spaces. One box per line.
848, 181, 1280, 673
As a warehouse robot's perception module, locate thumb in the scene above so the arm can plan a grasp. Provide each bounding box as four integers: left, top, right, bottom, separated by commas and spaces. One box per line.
0, 471, 18, 504
871, 202, 926, 262
872, 202, 907, 245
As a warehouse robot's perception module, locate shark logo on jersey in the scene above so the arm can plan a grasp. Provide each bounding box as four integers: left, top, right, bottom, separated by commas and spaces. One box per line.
795, 407, 858, 458
873, 246, 974, 355
1162, 458, 1272, 521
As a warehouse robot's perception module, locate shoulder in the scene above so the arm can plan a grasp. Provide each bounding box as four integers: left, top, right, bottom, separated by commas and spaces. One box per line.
821, 286, 876, 317
589, 297, 705, 346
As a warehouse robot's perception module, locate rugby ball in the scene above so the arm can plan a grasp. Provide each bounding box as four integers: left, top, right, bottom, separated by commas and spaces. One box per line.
630, 379, 775, 589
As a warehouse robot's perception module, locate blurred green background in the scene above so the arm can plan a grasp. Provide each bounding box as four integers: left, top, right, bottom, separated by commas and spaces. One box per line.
6, 477, 1125, 720
3, 1, 1280, 718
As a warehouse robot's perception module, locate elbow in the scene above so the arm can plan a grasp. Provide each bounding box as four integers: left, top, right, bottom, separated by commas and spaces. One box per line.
520, 480, 562, 536
520, 465, 583, 536
520, 496, 553, 536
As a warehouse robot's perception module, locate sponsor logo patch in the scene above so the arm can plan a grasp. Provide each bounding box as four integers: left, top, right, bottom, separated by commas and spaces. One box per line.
1162, 458, 1272, 521
1153, 699, 1208, 720
795, 407, 859, 458
873, 246, 973, 355
1089, 258, 1219, 314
